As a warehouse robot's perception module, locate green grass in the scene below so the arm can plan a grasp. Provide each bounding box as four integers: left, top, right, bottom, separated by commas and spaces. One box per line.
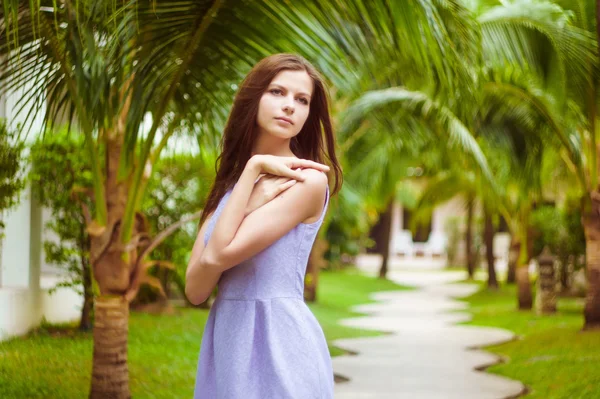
0, 309, 210, 398
0, 267, 409, 398
460, 280, 600, 399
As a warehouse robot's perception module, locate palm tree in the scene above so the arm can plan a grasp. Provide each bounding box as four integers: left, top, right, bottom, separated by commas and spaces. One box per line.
335, 1, 596, 314
341, 113, 431, 278
479, 0, 598, 325
281, 1, 486, 279
0, 1, 297, 396
337, 87, 494, 276
259, 1, 486, 280
480, 97, 547, 306
551, 0, 600, 329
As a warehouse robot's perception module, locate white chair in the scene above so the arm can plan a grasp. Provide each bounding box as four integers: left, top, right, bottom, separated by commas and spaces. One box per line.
423, 231, 447, 257
493, 233, 511, 264
393, 230, 415, 257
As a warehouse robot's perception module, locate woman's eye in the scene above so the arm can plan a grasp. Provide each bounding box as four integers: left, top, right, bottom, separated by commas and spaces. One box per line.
270, 89, 282, 95
297, 98, 309, 105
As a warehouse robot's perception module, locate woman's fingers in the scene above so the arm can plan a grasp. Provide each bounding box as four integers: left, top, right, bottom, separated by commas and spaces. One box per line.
267, 180, 296, 201
271, 165, 303, 181
261, 157, 328, 180
287, 168, 306, 181
276, 175, 291, 184
287, 158, 330, 172
290, 167, 305, 181
278, 179, 297, 193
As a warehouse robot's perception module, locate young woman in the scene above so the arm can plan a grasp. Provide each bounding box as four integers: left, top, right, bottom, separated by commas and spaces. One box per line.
185, 53, 343, 399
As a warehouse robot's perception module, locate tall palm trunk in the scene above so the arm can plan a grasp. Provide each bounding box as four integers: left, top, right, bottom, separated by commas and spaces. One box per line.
582, 200, 600, 329
484, 208, 498, 289
582, 0, 600, 329
465, 198, 475, 279
378, 199, 394, 279
516, 265, 532, 309
304, 237, 327, 302
516, 210, 532, 310
89, 235, 132, 399
507, 236, 519, 284
304, 257, 318, 302
90, 296, 129, 399
89, 134, 133, 398
558, 255, 571, 293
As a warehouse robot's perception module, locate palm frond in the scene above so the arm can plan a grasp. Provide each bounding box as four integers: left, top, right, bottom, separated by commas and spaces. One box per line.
482, 68, 587, 191
478, 0, 597, 104
340, 87, 494, 185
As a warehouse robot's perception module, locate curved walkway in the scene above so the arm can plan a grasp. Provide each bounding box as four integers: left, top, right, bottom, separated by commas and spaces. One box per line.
332, 269, 526, 399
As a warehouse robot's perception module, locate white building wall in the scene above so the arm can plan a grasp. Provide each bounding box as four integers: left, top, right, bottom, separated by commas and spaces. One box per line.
432, 196, 468, 264
0, 185, 83, 341
432, 196, 464, 233
0, 289, 41, 340
0, 186, 33, 287
0, 60, 83, 342
0, 184, 44, 341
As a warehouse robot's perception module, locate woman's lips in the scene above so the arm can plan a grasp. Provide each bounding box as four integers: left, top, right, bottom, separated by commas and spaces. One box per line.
275, 117, 293, 125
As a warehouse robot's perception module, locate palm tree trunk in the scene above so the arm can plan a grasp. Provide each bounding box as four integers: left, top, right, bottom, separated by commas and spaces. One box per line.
484, 208, 498, 289
304, 259, 318, 302
507, 236, 519, 284
558, 255, 571, 293
378, 199, 394, 279
90, 296, 129, 399
585, 0, 600, 322
305, 242, 320, 302
516, 215, 532, 310
584, 0, 600, 330
516, 266, 532, 309
305, 237, 328, 302
88, 133, 132, 397
582, 200, 600, 329
465, 199, 475, 279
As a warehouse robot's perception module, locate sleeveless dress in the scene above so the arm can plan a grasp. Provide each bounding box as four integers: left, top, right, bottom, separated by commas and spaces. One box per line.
193, 182, 333, 399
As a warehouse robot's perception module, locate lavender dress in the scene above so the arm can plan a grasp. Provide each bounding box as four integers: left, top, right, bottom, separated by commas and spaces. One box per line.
193, 183, 333, 399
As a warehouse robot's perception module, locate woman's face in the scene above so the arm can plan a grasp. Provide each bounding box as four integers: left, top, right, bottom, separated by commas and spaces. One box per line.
256, 69, 313, 141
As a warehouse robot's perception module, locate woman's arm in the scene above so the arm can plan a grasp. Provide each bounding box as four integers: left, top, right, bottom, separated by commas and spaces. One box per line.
185, 157, 263, 305
204, 166, 326, 270
185, 156, 328, 305
185, 213, 219, 305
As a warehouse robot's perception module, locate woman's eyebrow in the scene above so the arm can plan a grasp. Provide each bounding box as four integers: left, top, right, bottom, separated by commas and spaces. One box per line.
269, 83, 312, 98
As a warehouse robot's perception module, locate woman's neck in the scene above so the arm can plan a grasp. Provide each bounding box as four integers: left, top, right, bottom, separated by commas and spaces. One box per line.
251, 147, 297, 158
251, 132, 297, 158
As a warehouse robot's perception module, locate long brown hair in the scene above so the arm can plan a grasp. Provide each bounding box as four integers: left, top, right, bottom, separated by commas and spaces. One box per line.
199, 53, 343, 227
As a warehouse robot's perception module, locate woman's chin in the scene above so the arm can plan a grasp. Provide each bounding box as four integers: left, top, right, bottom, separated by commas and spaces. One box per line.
266, 128, 297, 140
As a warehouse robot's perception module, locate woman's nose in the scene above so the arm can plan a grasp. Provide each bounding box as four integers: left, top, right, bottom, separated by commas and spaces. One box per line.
283, 102, 295, 114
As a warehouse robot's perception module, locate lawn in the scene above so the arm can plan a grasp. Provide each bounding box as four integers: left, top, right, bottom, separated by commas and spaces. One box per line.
0, 267, 409, 398
460, 280, 600, 399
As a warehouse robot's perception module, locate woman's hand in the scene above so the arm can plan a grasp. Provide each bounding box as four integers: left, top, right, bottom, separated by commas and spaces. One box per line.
248, 155, 330, 181
245, 173, 298, 216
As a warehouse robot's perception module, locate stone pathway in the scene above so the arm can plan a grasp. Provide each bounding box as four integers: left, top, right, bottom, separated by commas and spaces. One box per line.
332, 269, 526, 399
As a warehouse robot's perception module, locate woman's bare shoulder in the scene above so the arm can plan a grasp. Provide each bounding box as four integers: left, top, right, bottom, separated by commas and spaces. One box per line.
300, 167, 328, 185
297, 168, 328, 224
